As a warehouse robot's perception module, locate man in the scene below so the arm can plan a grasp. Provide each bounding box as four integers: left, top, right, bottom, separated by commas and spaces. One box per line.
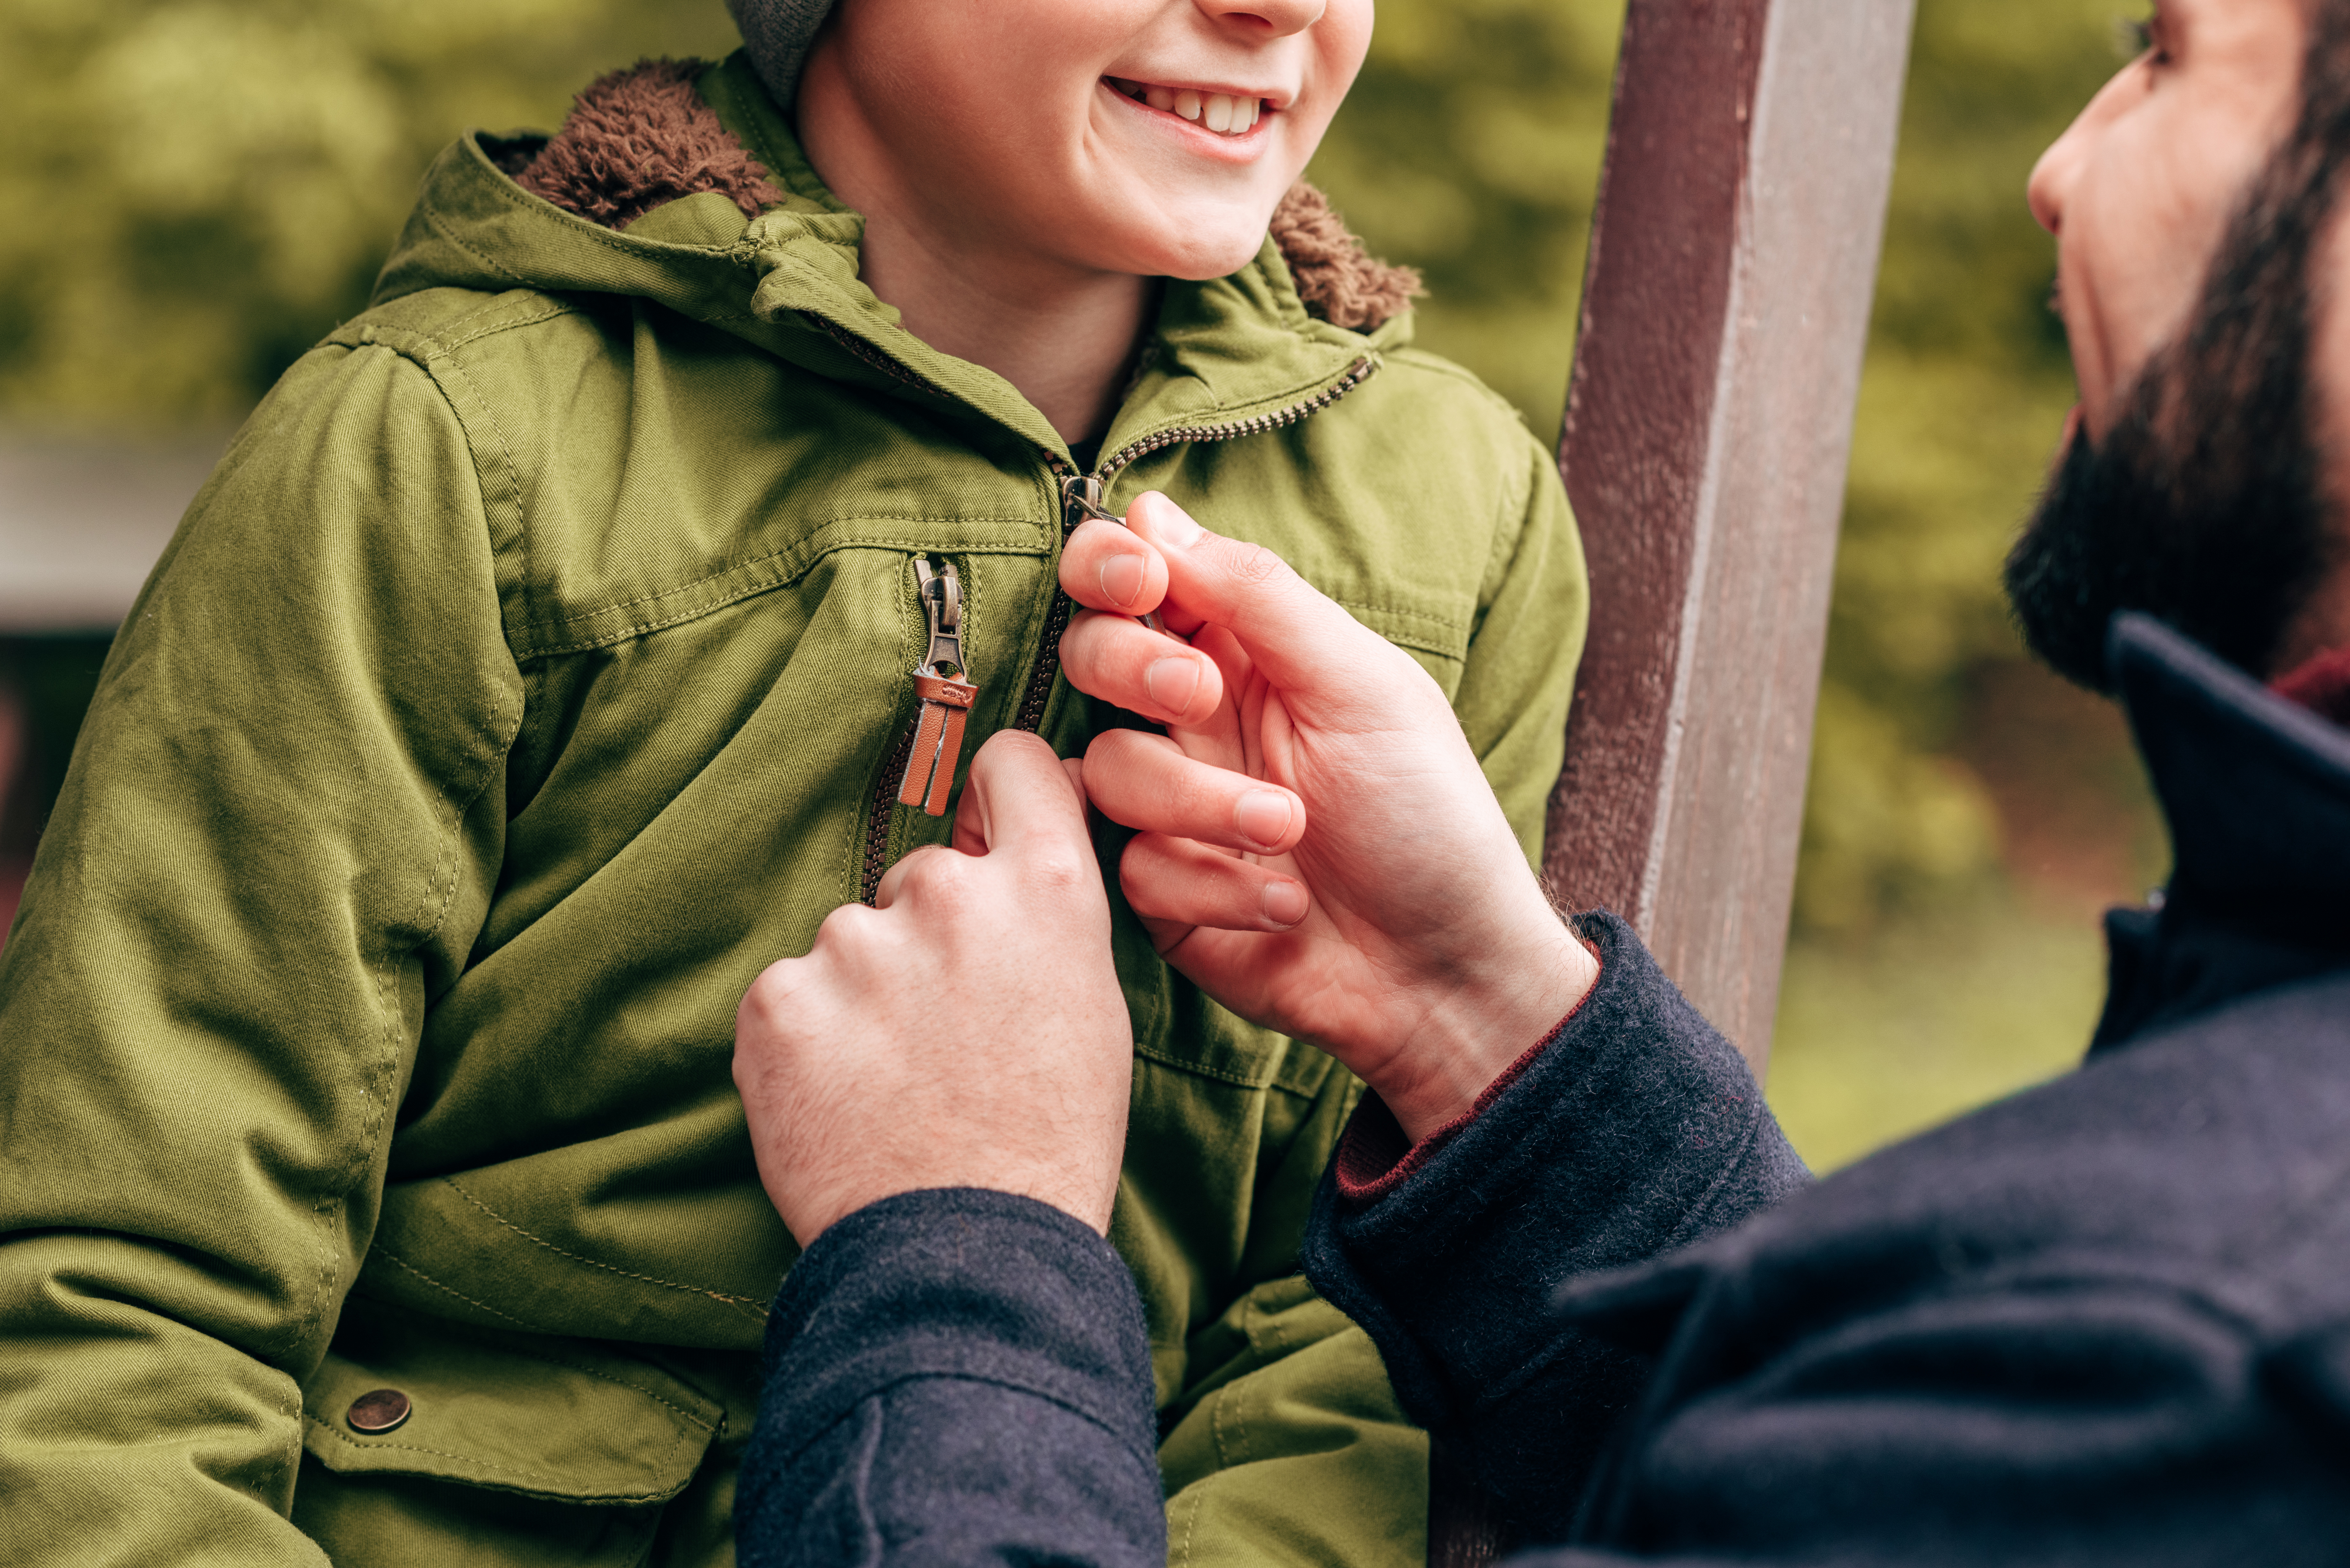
728, 0, 2350, 1560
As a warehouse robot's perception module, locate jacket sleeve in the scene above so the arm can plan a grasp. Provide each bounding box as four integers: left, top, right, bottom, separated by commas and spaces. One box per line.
1490, 1287, 2350, 1564
1300, 913, 1809, 1539
0, 342, 520, 1562
739, 1189, 1166, 1568
1455, 427, 1588, 863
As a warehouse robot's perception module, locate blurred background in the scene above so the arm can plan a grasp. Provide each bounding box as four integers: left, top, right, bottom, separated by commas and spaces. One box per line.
0, 0, 2166, 1169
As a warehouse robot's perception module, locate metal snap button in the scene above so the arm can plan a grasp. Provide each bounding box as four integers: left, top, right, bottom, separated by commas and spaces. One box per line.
346, 1389, 412, 1435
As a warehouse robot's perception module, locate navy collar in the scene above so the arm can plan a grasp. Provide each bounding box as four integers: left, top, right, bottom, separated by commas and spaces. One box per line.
2092, 614, 2350, 1051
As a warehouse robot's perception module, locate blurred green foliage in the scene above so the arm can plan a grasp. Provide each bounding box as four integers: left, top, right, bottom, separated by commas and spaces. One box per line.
0, 0, 738, 423
0, 0, 2169, 1165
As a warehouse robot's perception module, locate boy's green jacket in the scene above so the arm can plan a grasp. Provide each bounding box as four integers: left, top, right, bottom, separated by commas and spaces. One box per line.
0, 57, 1586, 1568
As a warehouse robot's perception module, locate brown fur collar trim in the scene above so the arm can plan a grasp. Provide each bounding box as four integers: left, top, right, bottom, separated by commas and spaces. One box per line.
515, 59, 783, 229
515, 60, 1421, 330
1267, 183, 1422, 332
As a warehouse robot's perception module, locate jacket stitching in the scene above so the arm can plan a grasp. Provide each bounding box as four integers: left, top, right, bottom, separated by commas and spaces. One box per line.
1131, 1041, 1318, 1093
440, 1178, 770, 1317
512, 528, 1045, 660
419, 192, 537, 289
1330, 597, 1468, 635
349, 1254, 727, 1431
301, 1415, 690, 1501
437, 302, 581, 353
1209, 1380, 1252, 1472
373, 1247, 539, 1330
427, 356, 534, 633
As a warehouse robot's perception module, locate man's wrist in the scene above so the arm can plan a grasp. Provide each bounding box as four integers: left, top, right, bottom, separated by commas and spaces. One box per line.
1374, 921, 1599, 1144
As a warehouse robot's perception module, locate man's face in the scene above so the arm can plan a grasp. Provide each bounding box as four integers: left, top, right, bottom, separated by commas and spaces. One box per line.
2006, 0, 2350, 688
2028, 0, 2305, 441
799, 0, 1373, 284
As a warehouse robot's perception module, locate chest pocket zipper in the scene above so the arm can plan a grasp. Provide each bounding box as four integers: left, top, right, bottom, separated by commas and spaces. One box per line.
894, 555, 978, 818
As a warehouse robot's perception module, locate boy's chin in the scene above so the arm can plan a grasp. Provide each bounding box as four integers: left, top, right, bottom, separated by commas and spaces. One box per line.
1096, 220, 1285, 284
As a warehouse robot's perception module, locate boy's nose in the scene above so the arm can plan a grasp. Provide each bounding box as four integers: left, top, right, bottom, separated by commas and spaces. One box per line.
1195, 0, 1327, 40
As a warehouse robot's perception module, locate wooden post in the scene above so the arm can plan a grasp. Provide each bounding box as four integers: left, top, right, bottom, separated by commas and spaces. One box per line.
1431, 2, 1913, 1563
1543, 0, 1916, 1071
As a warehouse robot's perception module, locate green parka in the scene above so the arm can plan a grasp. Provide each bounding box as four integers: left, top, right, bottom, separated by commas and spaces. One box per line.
0, 55, 1587, 1568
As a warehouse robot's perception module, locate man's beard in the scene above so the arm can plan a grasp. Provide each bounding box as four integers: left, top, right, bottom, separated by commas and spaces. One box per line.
2004, 20, 2350, 695
2003, 343, 2333, 693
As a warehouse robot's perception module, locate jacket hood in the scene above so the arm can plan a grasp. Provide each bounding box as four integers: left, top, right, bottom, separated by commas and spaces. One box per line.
372, 54, 1422, 466
2092, 612, 2350, 1051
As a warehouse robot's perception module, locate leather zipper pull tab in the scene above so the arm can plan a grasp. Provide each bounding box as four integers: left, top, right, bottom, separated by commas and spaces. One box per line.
897, 556, 980, 816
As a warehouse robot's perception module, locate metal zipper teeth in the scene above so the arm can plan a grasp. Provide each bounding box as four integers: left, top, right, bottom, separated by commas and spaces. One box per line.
845, 328, 1380, 899
1008, 354, 1382, 736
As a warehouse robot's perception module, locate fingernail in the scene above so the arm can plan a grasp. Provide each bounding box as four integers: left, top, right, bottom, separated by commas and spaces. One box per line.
1262, 880, 1309, 927
1235, 789, 1294, 849
1144, 656, 1200, 714
1100, 552, 1146, 608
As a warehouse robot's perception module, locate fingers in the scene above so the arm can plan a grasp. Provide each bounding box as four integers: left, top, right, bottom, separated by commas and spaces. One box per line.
871, 844, 944, 910
880, 735, 1089, 901
954, 730, 1090, 858
1122, 832, 1310, 932
1083, 729, 1306, 855
1122, 492, 1421, 707
1059, 609, 1225, 727
1059, 517, 1170, 616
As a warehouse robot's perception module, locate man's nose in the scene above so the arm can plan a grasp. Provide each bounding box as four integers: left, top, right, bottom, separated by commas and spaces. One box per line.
1196, 0, 1328, 40
2027, 120, 2085, 238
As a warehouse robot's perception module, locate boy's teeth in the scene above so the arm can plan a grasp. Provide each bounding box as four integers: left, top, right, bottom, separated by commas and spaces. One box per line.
1121, 80, 1260, 136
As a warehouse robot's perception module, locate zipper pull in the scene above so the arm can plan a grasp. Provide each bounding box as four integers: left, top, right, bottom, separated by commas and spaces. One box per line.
1058, 474, 1168, 635
896, 557, 980, 817
1063, 473, 1121, 530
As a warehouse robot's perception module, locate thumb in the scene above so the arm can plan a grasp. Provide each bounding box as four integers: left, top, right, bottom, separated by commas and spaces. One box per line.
955, 730, 1092, 859
1123, 493, 1422, 712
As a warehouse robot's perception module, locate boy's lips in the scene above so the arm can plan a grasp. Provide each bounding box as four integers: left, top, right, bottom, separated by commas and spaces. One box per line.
1103, 76, 1279, 140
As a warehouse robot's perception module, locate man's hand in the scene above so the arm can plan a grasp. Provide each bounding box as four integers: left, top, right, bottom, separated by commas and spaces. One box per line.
734, 732, 1133, 1247
1058, 494, 1598, 1144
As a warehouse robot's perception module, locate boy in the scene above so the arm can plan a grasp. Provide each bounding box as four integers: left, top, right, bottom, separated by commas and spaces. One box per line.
0, 1, 1587, 1563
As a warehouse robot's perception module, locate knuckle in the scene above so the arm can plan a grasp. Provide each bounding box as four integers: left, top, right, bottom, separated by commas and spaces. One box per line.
1224, 539, 1286, 589
738, 959, 804, 1032
1027, 848, 1096, 894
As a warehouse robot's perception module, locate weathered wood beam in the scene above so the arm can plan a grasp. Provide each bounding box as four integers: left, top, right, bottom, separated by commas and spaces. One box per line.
1542, 0, 1917, 1073
1431, 3, 1913, 1562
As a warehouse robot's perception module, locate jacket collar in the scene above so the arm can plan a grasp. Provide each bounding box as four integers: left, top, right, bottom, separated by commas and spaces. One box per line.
2092, 613, 2350, 1050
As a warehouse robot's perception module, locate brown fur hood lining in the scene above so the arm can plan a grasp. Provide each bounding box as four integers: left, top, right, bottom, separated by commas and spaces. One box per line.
513, 59, 1422, 333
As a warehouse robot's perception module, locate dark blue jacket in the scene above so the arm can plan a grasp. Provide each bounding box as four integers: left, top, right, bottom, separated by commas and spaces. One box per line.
736, 615, 2350, 1565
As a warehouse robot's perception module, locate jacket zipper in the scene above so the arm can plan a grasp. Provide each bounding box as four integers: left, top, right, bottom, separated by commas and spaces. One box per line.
1009, 354, 1382, 735
855, 348, 1383, 903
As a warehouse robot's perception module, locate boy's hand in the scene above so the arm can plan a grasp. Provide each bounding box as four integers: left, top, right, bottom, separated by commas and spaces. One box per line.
734, 732, 1132, 1246
1057, 496, 1597, 1144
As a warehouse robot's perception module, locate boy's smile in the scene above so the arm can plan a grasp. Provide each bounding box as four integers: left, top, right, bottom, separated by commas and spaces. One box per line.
797, 0, 1371, 441
1103, 76, 1281, 147
800, 0, 1369, 287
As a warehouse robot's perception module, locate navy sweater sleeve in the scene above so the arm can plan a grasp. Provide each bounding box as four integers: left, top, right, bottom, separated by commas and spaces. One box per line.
1300, 911, 1809, 1537
736, 1187, 1166, 1568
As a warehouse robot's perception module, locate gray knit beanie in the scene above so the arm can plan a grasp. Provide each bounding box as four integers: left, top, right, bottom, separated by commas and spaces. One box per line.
725, 0, 840, 113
